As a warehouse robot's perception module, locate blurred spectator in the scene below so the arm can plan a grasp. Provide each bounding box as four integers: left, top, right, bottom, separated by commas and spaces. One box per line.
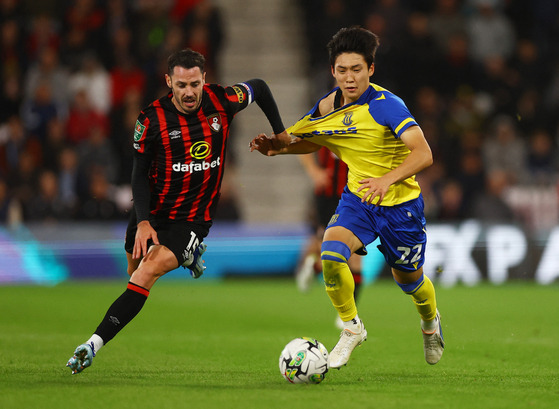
68, 53, 111, 115
76, 125, 119, 185
481, 115, 526, 184
131, 0, 171, 68
0, 115, 27, 174
23, 46, 69, 113
42, 117, 67, 171
394, 12, 441, 99
477, 55, 516, 115
104, 0, 132, 38
428, 0, 467, 54
437, 32, 477, 98
366, 0, 408, 47
1, 18, 27, 79
66, 89, 109, 145
435, 178, 466, 221
468, 169, 515, 222
25, 168, 69, 221
0, 73, 21, 123
510, 39, 547, 92
60, 0, 106, 69
20, 80, 61, 142
103, 25, 133, 70
526, 129, 557, 185
109, 56, 146, 109
78, 170, 123, 220
455, 145, 486, 213
57, 146, 85, 211
9, 149, 39, 219
515, 87, 546, 134
25, 14, 60, 62
467, 0, 515, 65
0, 0, 24, 23
441, 87, 484, 174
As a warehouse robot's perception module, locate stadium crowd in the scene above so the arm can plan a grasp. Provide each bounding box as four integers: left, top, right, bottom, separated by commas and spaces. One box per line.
1, 0, 559, 233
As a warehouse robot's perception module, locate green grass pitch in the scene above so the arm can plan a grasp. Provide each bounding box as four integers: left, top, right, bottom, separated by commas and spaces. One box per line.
0, 278, 558, 409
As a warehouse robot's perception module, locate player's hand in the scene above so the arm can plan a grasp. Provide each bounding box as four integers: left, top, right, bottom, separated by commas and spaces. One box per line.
357, 177, 391, 205
249, 133, 285, 156
133, 220, 160, 259
272, 130, 291, 150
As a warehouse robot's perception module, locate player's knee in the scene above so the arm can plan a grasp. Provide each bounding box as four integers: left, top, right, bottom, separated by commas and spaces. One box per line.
127, 259, 140, 277
321, 240, 351, 278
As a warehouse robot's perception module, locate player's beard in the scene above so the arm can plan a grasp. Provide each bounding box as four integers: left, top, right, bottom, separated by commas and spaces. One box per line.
179, 96, 200, 114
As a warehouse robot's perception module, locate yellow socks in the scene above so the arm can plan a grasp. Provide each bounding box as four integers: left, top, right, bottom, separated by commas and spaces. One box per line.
321, 241, 356, 321
396, 273, 437, 322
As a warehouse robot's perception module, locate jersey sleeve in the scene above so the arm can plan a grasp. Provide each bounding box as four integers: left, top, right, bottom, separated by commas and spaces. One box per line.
131, 110, 155, 221
132, 111, 155, 155
368, 92, 418, 138
222, 82, 253, 115
223, 79, 285, 134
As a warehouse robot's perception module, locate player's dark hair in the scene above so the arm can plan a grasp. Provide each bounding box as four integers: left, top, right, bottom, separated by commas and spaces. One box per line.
327, 27, 379, 68
167, 49, 206, 75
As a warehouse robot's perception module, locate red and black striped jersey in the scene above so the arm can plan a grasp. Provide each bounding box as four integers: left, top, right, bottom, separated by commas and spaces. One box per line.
132, 83, 253, 223
315, 146, 348, 199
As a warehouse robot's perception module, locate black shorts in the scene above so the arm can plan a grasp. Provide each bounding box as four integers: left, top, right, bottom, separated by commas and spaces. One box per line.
125, 213, 211, 266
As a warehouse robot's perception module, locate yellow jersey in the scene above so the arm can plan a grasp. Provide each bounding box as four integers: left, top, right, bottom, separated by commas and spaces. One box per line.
288, 83, 421, 206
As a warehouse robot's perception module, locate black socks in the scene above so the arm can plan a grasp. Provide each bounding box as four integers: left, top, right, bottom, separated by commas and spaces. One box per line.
94, 282, 149, 345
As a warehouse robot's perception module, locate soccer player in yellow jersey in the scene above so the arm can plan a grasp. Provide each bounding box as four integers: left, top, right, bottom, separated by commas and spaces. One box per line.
250, 27, 444, 368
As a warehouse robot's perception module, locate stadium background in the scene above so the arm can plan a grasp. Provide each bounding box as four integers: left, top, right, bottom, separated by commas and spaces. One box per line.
1, 0, 559, 286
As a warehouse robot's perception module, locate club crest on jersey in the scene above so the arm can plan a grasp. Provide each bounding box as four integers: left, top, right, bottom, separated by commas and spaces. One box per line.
342, 112, 353, 126
134, 120, 146, 141
207, 113, 222, 132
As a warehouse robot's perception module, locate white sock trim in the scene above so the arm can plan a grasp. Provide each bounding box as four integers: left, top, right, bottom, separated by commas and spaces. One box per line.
86, 334, 104, 356
342, 314, 361, 331
421, 315, 438, 333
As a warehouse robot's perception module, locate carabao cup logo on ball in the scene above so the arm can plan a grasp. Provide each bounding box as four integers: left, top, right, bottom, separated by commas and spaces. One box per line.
190, 141, 211, 159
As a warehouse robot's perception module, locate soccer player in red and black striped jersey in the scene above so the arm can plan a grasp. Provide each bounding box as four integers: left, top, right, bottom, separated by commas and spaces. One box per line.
66, 49, 290, 374
295, 147, 363, 328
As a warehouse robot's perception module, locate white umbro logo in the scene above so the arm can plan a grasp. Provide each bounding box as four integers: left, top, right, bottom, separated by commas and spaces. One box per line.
169, 130, 182, 139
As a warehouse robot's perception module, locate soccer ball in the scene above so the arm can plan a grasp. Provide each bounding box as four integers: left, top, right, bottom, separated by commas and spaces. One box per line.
279, 337, 329, 384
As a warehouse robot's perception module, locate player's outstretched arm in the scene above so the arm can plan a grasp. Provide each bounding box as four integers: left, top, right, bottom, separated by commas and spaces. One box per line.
250, 133, 320, 156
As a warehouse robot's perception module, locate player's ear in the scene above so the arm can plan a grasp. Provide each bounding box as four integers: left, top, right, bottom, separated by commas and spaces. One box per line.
369, 63, 375, 77
202, 71, 206, 84
331, 66, 335, 77
165, 74, 172, 88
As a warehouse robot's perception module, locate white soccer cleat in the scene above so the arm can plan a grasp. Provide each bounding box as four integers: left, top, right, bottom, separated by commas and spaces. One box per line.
422, 310, 445, 365
328, 320, 367, 369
